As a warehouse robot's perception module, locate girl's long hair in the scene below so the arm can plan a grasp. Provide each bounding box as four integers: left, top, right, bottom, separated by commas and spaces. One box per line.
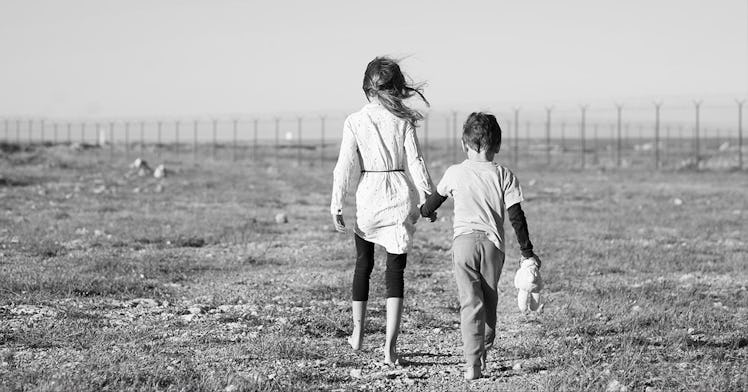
362, 57, 429, 126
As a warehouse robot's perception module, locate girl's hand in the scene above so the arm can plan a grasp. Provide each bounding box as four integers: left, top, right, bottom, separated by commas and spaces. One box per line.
427, 211, 438, 222
333, 214, 346, 233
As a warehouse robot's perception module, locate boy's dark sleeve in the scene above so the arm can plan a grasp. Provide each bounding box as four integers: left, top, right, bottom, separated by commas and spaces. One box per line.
508, 203, 536, 260
420, 192, 448, 217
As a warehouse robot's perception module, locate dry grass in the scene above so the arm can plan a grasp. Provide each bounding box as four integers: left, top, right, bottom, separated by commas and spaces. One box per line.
0, 143, 746, 391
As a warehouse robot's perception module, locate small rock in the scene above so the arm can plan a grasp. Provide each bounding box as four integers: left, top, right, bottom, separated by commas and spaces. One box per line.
673, 198, 683, 206
154, 164, 166, 178
527, 179, 537, 186
275, 213, 288, 224
180, 314, 195, 322
631, 305, 642, 312
129, 298, 159, 308
188, 306, 205, 315
606, 379, 628, 392
74, 228, 88, 235
350, 369, 363, 379
224, 385, 238, 392
92, 185, 107, 194
154, 184, 164, 193
512, 363, 522, 371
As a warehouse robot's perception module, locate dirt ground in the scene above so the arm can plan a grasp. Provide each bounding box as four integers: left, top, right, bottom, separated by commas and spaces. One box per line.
1, 143, 746, 391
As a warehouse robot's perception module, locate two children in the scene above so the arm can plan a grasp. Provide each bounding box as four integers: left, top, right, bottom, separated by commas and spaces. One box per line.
331, 57, 542, 379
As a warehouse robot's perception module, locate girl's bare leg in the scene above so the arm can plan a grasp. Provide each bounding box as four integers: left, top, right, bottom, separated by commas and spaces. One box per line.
348, 300, 367, 350
384, 297, 403, 364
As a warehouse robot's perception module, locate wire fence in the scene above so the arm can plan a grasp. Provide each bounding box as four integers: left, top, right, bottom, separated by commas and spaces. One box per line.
1, 101, 745, 171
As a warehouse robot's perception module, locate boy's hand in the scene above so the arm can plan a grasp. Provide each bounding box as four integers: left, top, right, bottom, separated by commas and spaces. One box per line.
332, 214, 346, 233
427, 211, 438, 222
520, 254, 541, 269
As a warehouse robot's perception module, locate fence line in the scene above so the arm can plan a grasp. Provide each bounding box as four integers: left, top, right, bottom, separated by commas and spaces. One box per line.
1, 102, 746, 171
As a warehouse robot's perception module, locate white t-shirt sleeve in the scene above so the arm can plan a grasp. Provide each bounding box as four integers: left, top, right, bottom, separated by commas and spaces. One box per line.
502, 168, 524, 208
436, 166, 456, 197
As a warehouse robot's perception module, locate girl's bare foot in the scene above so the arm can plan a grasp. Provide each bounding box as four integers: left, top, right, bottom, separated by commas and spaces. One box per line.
383, 344, 398, 365
347, 334, 363, 351
465, 365, 482, 380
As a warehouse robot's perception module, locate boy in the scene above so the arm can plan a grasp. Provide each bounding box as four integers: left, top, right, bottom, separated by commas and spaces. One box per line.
419, 112, 541, 380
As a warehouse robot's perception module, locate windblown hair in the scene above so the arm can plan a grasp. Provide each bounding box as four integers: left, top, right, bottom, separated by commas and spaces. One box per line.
462, 112, 502, 154
362, 57, 429, 126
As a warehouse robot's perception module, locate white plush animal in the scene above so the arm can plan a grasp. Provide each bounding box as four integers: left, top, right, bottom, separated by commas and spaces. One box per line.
514, 257, 543, 312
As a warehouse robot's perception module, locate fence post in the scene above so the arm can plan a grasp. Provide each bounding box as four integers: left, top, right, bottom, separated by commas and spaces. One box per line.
40, 119, 45, 143
3, 118, 7, 141
616, 104, 623, 167
212, 119, 217, 160
545, 107, 552, 166
423, 113, 429, 162
253, 118, 259, 161
139, 121, 144, 154
233, 119, 238, 162
513, 108, 519, 167
274, 117, 280, 162
738, 100, 745, 170
16, 120, 21, 144
175, 120, 180, 159
560, 122, 566, 154
193, 120, 198, 162
81, 123, 86, 144
445, 116, 450, 160
580, 105, 588, 169
319, 116, 325, 166
110, 122, 115, 160
452, 111, 458, 163
297, 117, 302, 166
53, 123, 58, 144
654, 102, 662, 169
694, 100, 702, 158
157, 121, 162, 159
125, 122, 130, 160
525, 121, 531, 163
95, 122, 100, 147
67, 122, 71, 144
27, 120, 33, 145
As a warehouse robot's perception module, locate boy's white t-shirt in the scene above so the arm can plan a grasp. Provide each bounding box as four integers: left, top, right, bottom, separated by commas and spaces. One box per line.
436, 160, 523, 253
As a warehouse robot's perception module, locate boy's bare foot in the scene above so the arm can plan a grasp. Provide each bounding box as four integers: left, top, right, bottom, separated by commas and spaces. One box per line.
347, 334, 363, 351
465, 365, 482, 380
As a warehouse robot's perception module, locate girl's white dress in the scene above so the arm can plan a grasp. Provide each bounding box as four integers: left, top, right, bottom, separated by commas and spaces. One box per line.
331, 102, 434, 254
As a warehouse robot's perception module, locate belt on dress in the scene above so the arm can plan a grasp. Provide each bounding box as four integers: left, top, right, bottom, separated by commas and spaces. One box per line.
360, 169, 404, 173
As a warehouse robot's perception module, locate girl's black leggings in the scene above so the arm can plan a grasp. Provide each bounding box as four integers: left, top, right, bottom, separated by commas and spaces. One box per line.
352, 234, 407, 301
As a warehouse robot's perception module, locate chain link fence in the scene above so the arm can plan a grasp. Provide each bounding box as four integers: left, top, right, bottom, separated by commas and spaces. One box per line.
2, 101, 745, 171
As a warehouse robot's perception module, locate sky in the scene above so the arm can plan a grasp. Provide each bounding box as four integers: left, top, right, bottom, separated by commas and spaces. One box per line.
1, 0, 747, 119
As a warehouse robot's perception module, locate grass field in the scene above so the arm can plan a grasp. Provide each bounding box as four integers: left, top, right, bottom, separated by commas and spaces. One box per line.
1, 142, 746, 391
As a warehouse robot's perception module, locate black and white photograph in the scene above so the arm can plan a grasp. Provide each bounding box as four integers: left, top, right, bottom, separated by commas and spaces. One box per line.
1, 1, 746, 391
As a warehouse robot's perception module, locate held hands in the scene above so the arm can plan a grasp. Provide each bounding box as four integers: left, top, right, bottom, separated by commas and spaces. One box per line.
425, 211, 438, 222
332, 214, 346, 233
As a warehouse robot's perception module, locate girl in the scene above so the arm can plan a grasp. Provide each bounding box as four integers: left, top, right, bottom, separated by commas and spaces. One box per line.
331, 57, 435, 365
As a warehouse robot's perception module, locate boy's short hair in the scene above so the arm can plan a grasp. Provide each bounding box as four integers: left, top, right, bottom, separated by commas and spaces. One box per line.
462, 112, 502, 153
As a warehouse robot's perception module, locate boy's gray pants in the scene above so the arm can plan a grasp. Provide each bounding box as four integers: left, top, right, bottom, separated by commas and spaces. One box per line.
452, 232, 505, 367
